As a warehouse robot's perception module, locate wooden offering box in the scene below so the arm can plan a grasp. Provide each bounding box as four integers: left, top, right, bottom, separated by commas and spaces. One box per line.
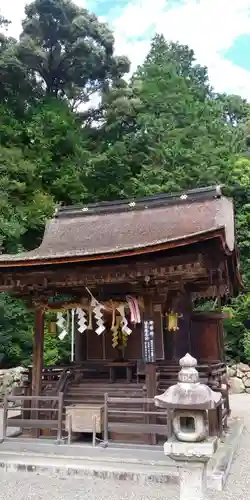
65, 404, 104, 433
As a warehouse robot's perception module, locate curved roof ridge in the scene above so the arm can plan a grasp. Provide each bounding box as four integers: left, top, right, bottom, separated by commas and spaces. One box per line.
56, 185, 223, 219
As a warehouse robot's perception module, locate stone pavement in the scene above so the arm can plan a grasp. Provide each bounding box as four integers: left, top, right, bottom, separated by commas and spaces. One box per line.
0, 394, 248, 499
207, 393, 250, 500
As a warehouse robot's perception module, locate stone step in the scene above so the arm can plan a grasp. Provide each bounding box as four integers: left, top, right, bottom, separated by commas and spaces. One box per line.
68, 386, 144, 391
0, 451, 178, 483
0, 419, 243, 490
69, 383, 144, 389
68, 391, 145, 396
0, 438, 178, 483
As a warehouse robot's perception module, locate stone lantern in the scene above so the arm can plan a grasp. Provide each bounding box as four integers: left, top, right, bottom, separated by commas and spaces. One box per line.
155, 353, 222, 500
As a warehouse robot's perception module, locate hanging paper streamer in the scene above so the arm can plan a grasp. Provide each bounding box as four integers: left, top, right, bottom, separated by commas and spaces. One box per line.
126, 296, 141, 324
116, 304, 132, 335
57, 312, 68, 340
85, 287, 105, 335
76, 307, 88, 333
92, 296, 105, 335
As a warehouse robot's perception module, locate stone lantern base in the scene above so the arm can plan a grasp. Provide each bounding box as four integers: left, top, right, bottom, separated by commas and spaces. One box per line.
164, 437, 218, 500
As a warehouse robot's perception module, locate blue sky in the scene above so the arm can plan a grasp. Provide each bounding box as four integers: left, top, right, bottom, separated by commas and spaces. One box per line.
2, 0, 250, 100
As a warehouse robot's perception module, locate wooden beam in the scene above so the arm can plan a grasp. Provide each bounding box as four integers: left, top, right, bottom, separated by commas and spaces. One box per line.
0, 252, 207, 293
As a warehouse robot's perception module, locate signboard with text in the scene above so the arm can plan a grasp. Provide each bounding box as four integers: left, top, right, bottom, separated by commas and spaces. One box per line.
143, 320, 155, 363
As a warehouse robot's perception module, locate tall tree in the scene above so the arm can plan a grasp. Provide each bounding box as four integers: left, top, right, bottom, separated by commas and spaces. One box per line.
0, 146, 54, 253
0, 17, 41, 116
89, 36, 246, 200
24, 98, 92, 204
17, 0, 129, 104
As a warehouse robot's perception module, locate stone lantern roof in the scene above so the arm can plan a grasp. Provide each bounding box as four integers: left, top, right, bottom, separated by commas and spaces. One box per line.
155, 353, 222, 410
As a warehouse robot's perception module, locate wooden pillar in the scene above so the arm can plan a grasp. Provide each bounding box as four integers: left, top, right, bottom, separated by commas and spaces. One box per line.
32, 308, 44, 396
143, 296, 156, 392
143, 295, 157, 445
145, 363, 157, 398
31, 308, 44, 438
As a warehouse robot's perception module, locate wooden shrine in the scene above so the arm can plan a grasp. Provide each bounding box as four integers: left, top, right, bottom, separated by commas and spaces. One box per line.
0, 186, 242, 443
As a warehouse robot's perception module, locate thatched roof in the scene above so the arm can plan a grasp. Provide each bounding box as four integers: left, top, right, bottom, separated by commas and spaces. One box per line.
0, 186, 236, 266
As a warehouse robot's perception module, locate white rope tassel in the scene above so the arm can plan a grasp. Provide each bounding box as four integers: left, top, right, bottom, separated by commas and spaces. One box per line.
87, 305, 93, 330
111, 302, 116, 332
116, 304, 132, 335
76, 307, 88, 334
57, 312, 68, 340
71, 309, 75, 362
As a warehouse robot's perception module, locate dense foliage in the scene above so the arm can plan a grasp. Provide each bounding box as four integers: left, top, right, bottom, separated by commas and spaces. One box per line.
1, 0, 250, 366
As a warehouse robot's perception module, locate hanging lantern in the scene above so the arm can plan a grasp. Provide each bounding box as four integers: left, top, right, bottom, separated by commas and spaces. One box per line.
166, 310, 183, 331
48, 320, 57, 334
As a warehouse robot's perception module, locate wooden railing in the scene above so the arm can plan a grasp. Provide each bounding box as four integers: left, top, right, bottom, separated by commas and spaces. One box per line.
1, 393, 64, 443
103, 393, 167, 446
103, 392, 226, 446
50, 368, 73, 411
23, 367, 73, 422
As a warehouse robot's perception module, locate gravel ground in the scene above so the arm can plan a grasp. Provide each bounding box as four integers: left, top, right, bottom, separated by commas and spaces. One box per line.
0, 394, 248, 499
0, 473, 177, 500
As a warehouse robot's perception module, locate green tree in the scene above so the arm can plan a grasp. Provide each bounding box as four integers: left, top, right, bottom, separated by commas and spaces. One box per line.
24, 98, 91, 205
0, 294, 33, 367
89, 35, 246, 200
0, 20, 41, 117
18, 0, 129, 103
0, 145, 54, 253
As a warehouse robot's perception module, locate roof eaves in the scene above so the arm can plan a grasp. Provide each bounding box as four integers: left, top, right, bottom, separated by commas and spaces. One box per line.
0, 226, 228, 269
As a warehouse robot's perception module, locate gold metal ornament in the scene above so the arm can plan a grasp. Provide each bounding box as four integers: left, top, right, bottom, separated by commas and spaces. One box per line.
48, 320, 57, 334
166, 311, 183, 331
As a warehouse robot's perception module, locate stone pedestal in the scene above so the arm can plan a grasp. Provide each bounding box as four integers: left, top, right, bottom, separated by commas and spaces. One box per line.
155, 354, 220, 500
164, 438, 217, 500
178, 462, 207, 500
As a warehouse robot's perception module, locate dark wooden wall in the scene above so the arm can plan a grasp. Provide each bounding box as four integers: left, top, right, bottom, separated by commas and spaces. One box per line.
163, 311, 225, 363
190, 312, 225, 362
75, 308, 165, 361
84, 323, 143, 360
75, 309, 225, 364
